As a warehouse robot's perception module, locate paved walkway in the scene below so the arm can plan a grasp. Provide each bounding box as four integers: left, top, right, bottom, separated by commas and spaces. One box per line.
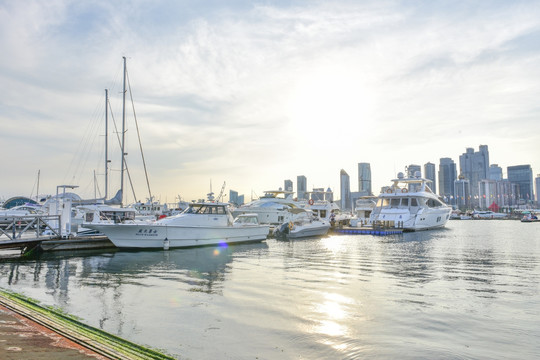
0, 304, 106, 359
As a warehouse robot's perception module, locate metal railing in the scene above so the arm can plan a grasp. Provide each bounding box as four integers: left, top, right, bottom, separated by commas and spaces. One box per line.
0, 215, 61, 241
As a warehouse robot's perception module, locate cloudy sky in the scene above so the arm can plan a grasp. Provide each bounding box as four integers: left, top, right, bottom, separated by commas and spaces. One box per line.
1, 0, 540, 204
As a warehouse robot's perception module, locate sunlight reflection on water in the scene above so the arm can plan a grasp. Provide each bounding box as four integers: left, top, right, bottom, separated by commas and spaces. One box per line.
0, 221, 539, 359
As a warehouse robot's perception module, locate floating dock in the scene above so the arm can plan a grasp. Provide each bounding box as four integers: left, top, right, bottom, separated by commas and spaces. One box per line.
333, 226, 403, 236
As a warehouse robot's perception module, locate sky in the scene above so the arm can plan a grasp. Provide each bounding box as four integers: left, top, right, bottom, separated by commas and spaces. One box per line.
1, 0, 540, 205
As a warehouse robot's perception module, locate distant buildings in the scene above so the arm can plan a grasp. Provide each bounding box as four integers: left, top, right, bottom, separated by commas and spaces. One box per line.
297, 175, 307, 201
424, 162, 436, 193
357, 163, 372, 195
438, 158, 457, 203
284, 179, 293, 193
454, 174, 470, 210
488, 164, 503, 181
536, 175, 540, 207
229, 190, 244, 206
407, 164, 421, 178
459, 145, 489, 204
507, 165, 534, 203
340, 169, 351, 211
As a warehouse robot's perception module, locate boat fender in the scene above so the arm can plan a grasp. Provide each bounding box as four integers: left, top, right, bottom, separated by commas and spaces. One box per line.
401, 188, 408, 193
308, 199, 314, 205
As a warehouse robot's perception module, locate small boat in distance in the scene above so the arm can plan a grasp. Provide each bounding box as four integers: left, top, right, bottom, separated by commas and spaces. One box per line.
369, 171, 452, 231
85, 197, 269, 249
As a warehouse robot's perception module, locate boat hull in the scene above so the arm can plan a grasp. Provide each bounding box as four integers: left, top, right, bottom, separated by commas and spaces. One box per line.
86, 223, 269, 249
288, 224, 330, 239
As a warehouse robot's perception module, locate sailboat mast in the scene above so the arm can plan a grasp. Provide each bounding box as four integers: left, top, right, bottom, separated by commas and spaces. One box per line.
120, 56, 127, 207
105, 89, 109, 199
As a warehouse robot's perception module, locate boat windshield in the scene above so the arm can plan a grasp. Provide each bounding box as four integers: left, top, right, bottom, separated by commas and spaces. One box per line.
184, 204, 227, 214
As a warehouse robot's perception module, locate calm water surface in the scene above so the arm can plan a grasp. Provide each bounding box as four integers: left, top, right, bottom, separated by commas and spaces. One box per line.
1, 221, 539, 359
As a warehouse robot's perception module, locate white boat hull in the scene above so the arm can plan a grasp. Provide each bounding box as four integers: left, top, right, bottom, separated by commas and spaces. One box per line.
374, 207, 452, 231
86, 223, 269, 249
288, 224, 330, 238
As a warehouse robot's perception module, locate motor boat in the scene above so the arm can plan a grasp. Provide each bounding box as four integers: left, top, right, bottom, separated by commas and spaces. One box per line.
369, 171, 452, 231
85, 199, 270, 249
520, 212, 539, 222
232, 190, 304, 225
306, 199, 352, 226
273, 209, 330, 239
471, 210, 508, 219
349, 196, 377, 227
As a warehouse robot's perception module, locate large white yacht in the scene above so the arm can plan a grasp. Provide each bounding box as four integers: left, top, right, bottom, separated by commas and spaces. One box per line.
232, 190, 304, 225
85, 200, 269, 249
369, 172, 452, 231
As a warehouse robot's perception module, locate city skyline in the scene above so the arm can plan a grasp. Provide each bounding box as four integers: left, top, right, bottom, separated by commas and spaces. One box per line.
1, 1, 540, 203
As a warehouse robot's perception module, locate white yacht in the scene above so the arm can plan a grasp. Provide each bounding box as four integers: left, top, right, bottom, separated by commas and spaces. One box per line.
273, 209, 330, 239
85, 200, 269, 249
471, 210, 508, 219
369, 172, 452, 231
232, 190, 304, 225
349, 196, 377, 227
307, 200, 351, 226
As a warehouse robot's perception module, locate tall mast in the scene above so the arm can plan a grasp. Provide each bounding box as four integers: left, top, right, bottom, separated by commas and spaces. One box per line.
120, 56, 127, 207
105, 89, 109, 199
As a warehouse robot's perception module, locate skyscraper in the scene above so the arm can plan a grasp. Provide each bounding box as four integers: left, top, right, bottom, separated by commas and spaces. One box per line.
357, 163, 372, 195
297, 175, 307, 200
454, 174, 471, 210
424, 162, 436, 193
229, 190, 239, 205
439, 158, 457, 202
488, 164, 503, 181
535, 174, 540, 207
459, 145, 489, 200
340, 169, 351, 211
507, 165, 534, 203
284, 179, 293, 193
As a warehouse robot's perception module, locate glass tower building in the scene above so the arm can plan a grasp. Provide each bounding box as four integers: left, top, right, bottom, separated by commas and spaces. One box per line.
424, 162, 436, 193
438, 158, 457, 202
357, 162, 372, 195
507, 165, 534, 203
340, 169, 351, 211
297, 175, 307, 201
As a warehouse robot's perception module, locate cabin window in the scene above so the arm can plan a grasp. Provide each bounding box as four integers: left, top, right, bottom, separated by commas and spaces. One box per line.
401, 198, 409, 207
426, 199, 442, 208
391, 199, 400, 208
410, 198, 418, 207
320, 210, 327, 218
377, 198, 390, 208
85, 213, 94, 222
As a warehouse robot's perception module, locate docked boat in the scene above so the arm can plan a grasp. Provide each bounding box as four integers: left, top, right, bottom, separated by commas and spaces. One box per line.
306, 199, 352, 226
471, 210, 508, 219
369, 172, 452, 231
349, 196, 377, 227
85, 200, 270, 249
232, 190, 304, 225
520, 213, 539, 222
273, 209, 330, 239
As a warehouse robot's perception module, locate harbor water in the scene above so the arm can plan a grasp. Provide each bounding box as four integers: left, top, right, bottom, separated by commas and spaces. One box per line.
1, 220, 539, 359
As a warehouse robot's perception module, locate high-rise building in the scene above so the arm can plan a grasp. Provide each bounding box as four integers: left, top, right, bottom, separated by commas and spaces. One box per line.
357, 163, 372, 195
297, 175, 307, 200
507, 165, 534, 203
488, 164, 503, 181
284, 179, 293, 193
459, 145, 489, 201
535, 175, 540, 207
340, 169, 351, 211
325, 187, 334, 202
439, 158, 457, 202
454, 174, 471, 210
229, 190, 239, 206
478, 179, 497, 209
424, 162, 436, 193
407, 164, 421, 178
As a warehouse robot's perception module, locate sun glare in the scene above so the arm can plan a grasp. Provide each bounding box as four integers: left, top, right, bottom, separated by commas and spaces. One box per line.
287, 67, 376, 141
